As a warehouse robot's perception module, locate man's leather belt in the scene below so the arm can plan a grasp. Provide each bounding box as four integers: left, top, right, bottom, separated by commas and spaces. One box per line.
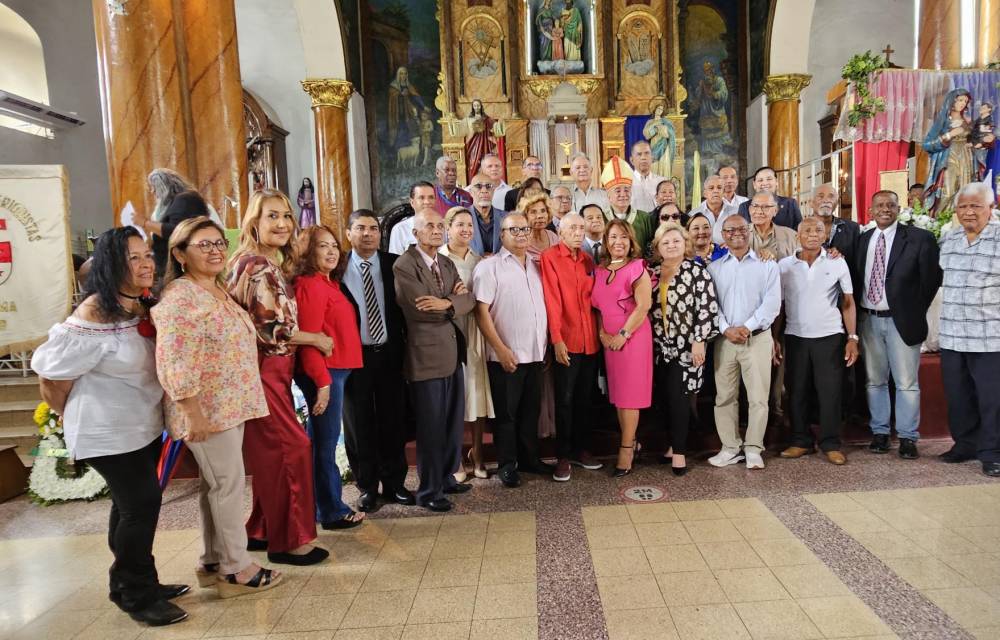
862, 308, 893, 318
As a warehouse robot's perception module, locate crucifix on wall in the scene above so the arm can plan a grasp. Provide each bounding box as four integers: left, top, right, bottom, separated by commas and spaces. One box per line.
557, 138, 576, 177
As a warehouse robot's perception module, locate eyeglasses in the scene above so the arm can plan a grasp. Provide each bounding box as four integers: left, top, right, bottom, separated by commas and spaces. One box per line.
524, 162, 543, 169
659, 213, 682, 221
722, 227, 748, 235
190, 239, 230, 254
749, 204, 777, 211
554, 195, 572, 201
503, 226, 531, 236
471, 183, 494, 190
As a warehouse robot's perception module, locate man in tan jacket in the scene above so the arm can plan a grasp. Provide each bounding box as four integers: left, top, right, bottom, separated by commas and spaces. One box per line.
394, 209, 476, 512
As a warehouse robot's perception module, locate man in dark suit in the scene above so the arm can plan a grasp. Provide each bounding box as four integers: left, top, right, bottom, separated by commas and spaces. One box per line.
739, 166, 802, 231
394, 210, 476, 512
341, 209, 413, 512
503, 155, 548, 211
855, 190, 942, 459
813, 183, 861, 273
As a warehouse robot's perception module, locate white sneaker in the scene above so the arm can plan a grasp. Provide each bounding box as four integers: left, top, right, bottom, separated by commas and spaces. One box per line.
745, 451, 765, 469
708, 450, 745, 467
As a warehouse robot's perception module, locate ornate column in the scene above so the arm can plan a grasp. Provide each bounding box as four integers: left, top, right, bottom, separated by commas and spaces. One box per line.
93, 0, 191, 222
180, 0, 248, 227
763, 74, 811, 196
301, 79, 354, 241
919, 0, 961, 69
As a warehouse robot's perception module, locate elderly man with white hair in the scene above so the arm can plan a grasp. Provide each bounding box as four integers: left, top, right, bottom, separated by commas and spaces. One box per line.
550, 185, 574, 231
938, 181, 1000, 477
689, 175, 739, 243
812, 183, 860, 269
570, 153, 610, 212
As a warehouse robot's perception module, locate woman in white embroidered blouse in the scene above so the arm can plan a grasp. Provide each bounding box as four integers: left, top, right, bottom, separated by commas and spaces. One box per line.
31, 228, 188, 628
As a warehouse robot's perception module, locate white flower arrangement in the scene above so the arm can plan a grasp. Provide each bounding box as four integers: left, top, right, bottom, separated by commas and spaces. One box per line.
28, 402, 107, 504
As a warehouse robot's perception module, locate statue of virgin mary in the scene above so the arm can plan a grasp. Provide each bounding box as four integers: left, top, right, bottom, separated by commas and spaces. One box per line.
922, 88, 974, 212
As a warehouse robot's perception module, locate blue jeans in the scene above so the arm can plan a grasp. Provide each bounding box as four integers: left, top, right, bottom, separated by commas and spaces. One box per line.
295, 369, 353, 522
861, 314, 921, 440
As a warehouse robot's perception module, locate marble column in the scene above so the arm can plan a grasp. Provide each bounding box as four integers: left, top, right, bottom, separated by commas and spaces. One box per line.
919, 0, 961, 69
301, 79, 354, 241
763, 74, 811, 196
179, 0, 248, 228
93, 0, 248, 227
93, 0, 191, 223
982, 0, 1000, 69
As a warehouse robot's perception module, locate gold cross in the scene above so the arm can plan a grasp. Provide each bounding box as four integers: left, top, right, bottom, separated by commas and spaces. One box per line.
557, 139, 575, 163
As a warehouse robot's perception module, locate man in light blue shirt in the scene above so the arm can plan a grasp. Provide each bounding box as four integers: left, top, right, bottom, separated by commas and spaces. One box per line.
706, 215, 781, 470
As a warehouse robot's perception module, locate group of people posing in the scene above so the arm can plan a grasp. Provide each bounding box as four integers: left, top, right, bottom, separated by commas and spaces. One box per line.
29, 145, 1000, 628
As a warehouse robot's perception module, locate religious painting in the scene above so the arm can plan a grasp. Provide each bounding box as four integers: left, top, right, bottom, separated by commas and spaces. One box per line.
458, 14, 507, 101
526, 0, 596, 75
748, 0, 772, 100
362, 0, 443, 212
680, 1, 741, 183
616, 12, 662, 99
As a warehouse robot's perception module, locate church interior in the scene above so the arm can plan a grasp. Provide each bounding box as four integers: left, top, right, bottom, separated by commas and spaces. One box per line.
1, 1, 1000, 639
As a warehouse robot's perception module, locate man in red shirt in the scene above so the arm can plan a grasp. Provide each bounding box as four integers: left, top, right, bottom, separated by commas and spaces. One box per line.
539, 213, 604, 481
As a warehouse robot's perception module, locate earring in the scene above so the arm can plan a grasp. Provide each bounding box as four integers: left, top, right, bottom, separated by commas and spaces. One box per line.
180, 262, 186, 273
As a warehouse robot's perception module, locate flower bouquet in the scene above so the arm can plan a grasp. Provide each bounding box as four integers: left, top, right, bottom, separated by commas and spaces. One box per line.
28, 401, 107, 504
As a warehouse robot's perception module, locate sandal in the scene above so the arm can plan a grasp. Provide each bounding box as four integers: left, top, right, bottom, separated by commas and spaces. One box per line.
195, 563, 219, 588
216, 566, 282, 599
321, 510, 366, 530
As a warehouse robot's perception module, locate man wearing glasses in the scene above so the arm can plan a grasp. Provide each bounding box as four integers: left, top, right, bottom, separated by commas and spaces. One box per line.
706, 215, 781, 471
472, 214, 552, 488
467, 172, 506, 256
550, 185, 574, 230
503, 156, 549, 211
737, 166, 803, 231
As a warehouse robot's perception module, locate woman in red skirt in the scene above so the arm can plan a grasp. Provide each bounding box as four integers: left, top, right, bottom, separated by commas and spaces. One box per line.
228, 188, 333, 566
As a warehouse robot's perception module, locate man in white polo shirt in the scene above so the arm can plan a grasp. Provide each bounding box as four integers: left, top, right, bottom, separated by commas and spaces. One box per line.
777, 217, 859, 465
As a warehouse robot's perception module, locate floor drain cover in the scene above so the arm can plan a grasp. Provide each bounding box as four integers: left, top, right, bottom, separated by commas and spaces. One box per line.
621, 485, 667, 503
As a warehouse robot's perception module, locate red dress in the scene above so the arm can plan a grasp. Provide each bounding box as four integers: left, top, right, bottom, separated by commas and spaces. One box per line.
293, 273, 363, 387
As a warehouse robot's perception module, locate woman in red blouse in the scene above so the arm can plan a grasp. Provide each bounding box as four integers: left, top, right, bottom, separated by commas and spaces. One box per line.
293, 225, 365, 529
227, 189, 333, 566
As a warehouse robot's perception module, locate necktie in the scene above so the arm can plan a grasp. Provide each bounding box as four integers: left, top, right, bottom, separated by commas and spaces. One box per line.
867, 232, 885, 305
360, 260, 387, 343
593, 241, 602, 259
430, 260, 445, 296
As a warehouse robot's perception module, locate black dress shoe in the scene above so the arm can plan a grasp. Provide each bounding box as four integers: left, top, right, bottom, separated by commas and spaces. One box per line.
868, 434, 890, 453
898, 438, 919, 459
357, 492, 379, 512
444, 483, 472, 494
383, 488, 416, 506
158, 584, 190, 600
246, 538, 268, 551
498, 466, 521, 488
939, 449, 976, 463
983, 462, 1000, 477
268, 546, 330, 566
424, 498, 453, 512
128, 599, 188, 626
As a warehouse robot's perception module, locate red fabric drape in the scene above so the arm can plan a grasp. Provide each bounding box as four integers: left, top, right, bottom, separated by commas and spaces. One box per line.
854, 141, 910, 224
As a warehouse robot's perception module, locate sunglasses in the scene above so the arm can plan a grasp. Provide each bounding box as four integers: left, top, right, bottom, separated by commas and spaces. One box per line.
659, 213, 682, 221
471, 183, 494, 190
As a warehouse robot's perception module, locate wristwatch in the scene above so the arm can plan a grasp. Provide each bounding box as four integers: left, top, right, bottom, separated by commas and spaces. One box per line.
847, 334, 859, 342
618, 328, 631, 339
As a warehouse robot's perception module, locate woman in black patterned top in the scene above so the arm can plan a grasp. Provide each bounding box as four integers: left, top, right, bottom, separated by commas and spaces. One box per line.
648, 222, 718, 475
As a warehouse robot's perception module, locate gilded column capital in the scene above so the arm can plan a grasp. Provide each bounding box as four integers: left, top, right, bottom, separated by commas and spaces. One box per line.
762, 73, 812, 104
301, 79, 353, 110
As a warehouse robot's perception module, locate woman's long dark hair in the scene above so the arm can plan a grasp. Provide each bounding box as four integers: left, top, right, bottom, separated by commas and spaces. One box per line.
83, 226, 152, 321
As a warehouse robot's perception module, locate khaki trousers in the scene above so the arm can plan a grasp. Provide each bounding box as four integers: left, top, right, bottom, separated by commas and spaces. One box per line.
185, 424, 253, 575
713, 332, 773, 453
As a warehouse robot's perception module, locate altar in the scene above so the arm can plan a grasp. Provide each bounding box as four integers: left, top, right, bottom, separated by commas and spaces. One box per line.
352, 0, 749, 212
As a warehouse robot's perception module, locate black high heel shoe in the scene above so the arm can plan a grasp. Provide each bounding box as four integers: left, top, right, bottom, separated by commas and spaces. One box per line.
671, 453, 688, 477
613, 443, 639, 478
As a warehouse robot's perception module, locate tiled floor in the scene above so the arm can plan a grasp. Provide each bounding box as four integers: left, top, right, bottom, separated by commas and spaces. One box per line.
584, 499, 897, 640
0, 512, 539, 640
806, 485, 1000, 640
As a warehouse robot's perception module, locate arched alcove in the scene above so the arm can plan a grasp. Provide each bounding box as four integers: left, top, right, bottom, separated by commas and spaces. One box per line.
0, 2, 50, 137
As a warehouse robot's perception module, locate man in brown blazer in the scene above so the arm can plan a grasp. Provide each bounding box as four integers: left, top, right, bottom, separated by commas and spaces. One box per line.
394, 209, 476, 512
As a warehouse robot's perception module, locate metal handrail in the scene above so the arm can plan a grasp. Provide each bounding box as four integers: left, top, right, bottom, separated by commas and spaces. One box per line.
768, 143, 857, 220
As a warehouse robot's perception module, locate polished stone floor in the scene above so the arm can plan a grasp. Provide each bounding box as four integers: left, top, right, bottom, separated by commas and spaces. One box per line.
1, 439, 998, 640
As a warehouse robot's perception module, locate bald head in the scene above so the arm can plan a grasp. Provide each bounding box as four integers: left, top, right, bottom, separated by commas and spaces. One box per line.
558, 212, 586, 251
412, 209, 446, 252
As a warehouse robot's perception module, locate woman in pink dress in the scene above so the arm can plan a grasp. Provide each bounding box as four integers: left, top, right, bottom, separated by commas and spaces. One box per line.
592, 219, 653, 477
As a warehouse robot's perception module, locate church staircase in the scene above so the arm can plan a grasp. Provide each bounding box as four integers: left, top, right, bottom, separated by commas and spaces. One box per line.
0, 376, 40, 469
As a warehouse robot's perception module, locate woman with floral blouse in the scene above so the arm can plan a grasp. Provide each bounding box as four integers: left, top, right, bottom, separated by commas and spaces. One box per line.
152, 216, 282, 598
648, 222, 718, 476
227, 189, 333, 566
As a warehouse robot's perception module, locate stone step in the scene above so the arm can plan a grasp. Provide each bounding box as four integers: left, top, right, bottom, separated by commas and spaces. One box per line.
0, 376, 40, 403
0, 401, 39, 428
0, 425, 40, 459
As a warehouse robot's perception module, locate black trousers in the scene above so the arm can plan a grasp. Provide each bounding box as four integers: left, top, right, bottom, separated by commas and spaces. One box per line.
552, 352, 597, 459
786, 334, 845, 452
488, 361, 543, 470
342, 345, 408, 494
409, 368, 465, 504
941, 349, 1000, 463
656, 360, 692, 455
84, 436, 163, 612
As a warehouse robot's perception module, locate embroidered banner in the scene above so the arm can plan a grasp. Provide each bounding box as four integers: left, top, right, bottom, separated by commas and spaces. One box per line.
0, 165, 73, 355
